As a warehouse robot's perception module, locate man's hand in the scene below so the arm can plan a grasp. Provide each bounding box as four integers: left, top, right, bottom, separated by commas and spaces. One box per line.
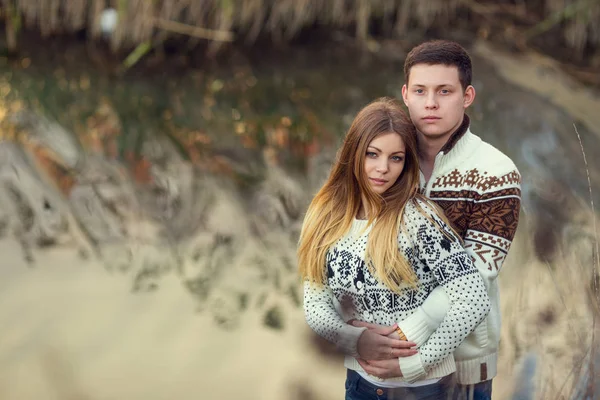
356, 324, 417, 360
357, 358, 403, 379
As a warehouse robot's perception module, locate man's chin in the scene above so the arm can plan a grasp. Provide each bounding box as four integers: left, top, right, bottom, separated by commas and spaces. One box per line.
417, 129, 447, 139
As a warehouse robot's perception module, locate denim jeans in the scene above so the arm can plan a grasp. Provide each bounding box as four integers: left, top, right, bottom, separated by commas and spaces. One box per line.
344, 369, 457, 400
452, 380, 493, 400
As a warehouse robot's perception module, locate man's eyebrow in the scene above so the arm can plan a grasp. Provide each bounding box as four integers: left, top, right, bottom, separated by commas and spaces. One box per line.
410, 83, 456, 88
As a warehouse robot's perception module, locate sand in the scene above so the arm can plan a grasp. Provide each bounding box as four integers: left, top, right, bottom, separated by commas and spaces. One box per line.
0, 236, 349, 400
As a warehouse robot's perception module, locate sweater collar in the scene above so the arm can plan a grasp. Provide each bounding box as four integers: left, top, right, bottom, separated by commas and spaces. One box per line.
440, 114, 470, 154
430, 115, 481, 175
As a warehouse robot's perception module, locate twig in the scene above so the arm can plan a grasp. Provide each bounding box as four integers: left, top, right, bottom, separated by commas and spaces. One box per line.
4, 2, 21, 54
543, 260, 586, 347
122, 40, 152, 71
555, 344, 592, 400
574, 124, 600, 295
461, 0, 537, 24
152, 17, 234, 42
574, 122, 600, 399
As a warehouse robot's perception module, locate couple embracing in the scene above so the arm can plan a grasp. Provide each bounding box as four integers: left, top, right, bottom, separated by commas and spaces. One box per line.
299, 40, 521, 400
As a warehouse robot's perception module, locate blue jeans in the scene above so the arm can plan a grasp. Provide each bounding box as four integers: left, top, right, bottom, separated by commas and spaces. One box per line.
452, 380, 493, 400
344, 369, 457, 400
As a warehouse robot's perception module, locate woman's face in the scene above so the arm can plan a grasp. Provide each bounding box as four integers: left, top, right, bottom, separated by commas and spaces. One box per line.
363, 132, 406, 195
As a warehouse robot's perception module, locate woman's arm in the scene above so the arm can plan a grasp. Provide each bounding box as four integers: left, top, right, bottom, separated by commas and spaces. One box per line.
395, 286, 449, 346
303, 281, 367, 357
397, 205, 491, 383
304, 282, 417, 360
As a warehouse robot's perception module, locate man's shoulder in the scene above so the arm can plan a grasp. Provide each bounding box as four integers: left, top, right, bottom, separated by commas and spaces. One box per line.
464, 134, 520, 177
431, 136, 521, 195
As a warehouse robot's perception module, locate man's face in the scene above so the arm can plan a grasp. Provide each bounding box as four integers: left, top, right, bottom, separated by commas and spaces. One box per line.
402, 64, 475, 140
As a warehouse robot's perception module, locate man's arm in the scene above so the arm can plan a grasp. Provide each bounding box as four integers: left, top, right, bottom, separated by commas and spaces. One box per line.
463, 169, 521, 290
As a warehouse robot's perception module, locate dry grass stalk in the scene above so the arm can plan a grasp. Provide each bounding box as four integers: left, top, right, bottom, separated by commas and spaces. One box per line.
1, 0, 595, 57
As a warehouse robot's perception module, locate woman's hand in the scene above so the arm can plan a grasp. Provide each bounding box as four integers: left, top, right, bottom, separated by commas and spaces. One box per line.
356, 323, 417, 360
357, 358, 403, 379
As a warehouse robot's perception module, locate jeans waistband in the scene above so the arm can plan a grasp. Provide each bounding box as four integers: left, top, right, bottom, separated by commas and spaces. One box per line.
347, 369, 456, 398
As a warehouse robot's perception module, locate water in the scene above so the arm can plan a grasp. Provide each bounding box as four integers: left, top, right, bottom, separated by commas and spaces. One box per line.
0, 38, 598, 399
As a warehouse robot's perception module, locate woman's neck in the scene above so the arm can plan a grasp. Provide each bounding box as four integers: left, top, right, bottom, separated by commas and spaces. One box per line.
357, 197, 373, 220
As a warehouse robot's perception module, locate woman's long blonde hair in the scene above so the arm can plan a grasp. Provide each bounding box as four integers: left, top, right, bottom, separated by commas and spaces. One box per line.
298, 97, 425, 291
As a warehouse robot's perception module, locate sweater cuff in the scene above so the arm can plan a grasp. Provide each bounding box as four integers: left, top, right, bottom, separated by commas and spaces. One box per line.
398, 352, 427, 383
397, 310, 436, 348
336, 324, 367, 358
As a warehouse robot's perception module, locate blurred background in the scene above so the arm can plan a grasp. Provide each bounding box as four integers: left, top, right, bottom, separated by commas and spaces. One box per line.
0, 1, 599, 399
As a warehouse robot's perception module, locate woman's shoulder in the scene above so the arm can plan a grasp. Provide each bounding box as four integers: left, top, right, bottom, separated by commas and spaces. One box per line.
403, 196, 442, 223
402, 197, 457, 240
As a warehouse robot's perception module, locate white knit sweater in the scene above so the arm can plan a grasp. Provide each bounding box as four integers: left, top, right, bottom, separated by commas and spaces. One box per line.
397, 118, 522, 384
303, 199, 491, 384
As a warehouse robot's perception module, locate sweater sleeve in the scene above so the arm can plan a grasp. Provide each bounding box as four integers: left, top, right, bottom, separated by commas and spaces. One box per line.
396, 286, 449, 347
464, 166, 521, 291
397, 203, 491, 383
460, 166, 521, 346
303, 281, 367, 358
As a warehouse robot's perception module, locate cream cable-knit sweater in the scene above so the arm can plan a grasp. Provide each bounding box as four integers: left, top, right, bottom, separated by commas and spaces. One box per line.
397, 116, 522, 385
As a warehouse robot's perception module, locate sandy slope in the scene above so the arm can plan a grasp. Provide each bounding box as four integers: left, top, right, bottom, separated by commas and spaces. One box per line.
1, 216, 594, 400
0, 237, 348, 400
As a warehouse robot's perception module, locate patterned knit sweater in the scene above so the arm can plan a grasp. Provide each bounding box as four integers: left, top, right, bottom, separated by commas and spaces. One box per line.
303, 199, 491, 384
396, 116, 522, 385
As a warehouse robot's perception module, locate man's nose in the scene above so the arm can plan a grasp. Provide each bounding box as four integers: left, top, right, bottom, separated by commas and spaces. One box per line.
425, 93, 438, 109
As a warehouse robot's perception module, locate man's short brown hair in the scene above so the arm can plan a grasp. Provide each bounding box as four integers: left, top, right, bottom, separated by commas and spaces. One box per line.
404, 40, 472, 90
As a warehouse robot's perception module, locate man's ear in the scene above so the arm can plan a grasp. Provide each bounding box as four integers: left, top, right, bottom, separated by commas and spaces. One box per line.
463, 85, 476, 108
401, 84, 409, 106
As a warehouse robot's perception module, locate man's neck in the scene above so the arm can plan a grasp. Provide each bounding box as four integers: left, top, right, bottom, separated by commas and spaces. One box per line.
418, 115, 468, 182
418, 133, 451, 182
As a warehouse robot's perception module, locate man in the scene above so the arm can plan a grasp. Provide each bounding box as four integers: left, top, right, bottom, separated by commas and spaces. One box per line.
354, 40, 522, 399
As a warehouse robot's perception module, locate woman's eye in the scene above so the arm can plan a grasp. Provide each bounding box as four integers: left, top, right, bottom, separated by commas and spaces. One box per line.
366, 152, 377, 158
392, 156, 404, 162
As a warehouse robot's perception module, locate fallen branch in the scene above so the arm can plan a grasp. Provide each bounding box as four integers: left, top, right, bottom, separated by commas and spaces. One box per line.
524, 0, 594, 40
122, 40, 152, 71
152, 17, 234, 42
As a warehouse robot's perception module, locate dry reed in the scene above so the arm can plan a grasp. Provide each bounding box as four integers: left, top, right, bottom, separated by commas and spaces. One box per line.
1, 0, 598, 57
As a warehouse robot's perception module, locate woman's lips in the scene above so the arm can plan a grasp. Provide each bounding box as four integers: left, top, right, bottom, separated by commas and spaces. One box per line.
369, 178, 388, 185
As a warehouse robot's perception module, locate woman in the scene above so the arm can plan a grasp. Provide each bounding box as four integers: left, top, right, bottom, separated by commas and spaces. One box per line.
298, 98, 490, 399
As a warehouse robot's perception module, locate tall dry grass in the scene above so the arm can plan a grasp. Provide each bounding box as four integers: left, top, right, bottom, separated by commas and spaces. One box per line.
493, 125, 600, 399
1, 0, 599, 58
